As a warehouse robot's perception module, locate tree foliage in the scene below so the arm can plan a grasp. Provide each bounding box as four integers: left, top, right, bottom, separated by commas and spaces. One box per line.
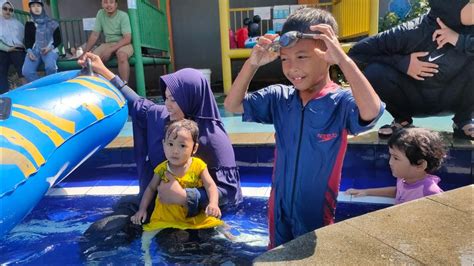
379, 0, 430, 32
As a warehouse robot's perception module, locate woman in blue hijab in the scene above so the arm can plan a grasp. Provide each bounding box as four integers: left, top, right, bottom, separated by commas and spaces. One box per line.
78, 53, 242, 241
22, 0, 61, 82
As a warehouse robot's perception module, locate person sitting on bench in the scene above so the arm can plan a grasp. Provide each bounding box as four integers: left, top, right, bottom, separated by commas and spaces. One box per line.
82, 0, 133, 82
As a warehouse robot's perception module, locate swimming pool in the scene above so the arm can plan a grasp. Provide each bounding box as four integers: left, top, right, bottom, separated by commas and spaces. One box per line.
0, 166, 392, 265
0, 150, 470, 264
1, 96, 471, 264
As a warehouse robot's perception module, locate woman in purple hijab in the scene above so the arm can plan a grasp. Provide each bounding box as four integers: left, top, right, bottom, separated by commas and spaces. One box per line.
129, 68, 243, 215
78, 53, 242, 244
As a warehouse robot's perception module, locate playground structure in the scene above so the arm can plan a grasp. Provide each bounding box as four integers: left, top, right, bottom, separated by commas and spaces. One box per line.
14, 0, 173, 97
218, 0, 379, 94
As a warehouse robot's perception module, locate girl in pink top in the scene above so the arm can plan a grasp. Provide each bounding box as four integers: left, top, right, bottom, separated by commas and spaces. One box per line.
346, 128, 446, 204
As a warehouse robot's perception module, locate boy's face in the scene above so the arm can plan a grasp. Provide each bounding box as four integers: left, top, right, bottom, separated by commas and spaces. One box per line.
280, 38, 329, 92
388, 147, 421, 179
101, 0, 118, 15
2, 4, 13, 19
164, 88, 185, 121
163, 129, 196, 167
30, 3, 42, 15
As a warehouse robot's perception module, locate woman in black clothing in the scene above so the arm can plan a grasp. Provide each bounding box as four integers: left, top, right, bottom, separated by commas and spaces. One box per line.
22, 0, 61, 82
349, 0, 473, 140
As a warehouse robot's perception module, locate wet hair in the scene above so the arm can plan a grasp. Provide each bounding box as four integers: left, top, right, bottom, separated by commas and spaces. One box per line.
388, 128, 447, 173
282, 7, 338, 36
165, 119, 199, 145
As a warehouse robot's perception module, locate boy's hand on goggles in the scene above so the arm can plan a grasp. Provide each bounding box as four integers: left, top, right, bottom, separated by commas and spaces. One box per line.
310, 24, 347, 65
249, 34, 279, 67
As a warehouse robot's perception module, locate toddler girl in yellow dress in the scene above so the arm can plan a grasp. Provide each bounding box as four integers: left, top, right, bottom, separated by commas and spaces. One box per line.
131, 119, 225, 262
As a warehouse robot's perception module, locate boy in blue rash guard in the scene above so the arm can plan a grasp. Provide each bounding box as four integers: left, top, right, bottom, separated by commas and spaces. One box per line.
224, 8, 384, 248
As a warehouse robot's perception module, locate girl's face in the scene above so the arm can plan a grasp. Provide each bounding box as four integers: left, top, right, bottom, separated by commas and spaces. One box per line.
388, 147, 422, 180
2, 3, 13, 19
30, 3, 42, 16
164, 88, 185, 121
163, 128, 196, 167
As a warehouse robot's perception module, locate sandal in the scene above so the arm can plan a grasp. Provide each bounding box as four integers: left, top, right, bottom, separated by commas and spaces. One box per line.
453, 122, 474, 140
378, 119, 414, 138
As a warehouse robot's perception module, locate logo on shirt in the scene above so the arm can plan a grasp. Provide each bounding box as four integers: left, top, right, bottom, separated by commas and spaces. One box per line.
317, 133, 338, 142
428, 53, 444, 62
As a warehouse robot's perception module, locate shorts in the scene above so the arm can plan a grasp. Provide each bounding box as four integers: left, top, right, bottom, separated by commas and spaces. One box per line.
93, 43, 134, 58
185, 187, 227, 217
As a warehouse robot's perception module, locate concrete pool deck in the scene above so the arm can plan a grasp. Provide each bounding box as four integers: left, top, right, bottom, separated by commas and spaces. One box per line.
254, 185, 474, 265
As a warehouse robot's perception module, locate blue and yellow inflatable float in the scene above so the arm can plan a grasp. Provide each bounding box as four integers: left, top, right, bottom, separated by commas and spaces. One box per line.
0, 70, 128, 236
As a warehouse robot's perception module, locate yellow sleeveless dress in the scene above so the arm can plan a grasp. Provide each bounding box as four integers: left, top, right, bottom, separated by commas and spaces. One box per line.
143, 157, 223, 232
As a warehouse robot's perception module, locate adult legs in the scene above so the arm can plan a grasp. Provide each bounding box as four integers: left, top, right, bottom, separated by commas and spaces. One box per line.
364, 63, 423, 122
9, 50, 26, 86
0, 51, 10, 93
41, 51, 59, 76
444, 61, 474, 139
116, 44, 134, 82
117, 51, 130, 82
22, 50, 42, 82
447, 62, 474, 125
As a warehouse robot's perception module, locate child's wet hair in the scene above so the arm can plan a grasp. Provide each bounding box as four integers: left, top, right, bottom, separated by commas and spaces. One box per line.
282, 7, 338, 35
388, 128, 447, 173
165, 119, 199, 144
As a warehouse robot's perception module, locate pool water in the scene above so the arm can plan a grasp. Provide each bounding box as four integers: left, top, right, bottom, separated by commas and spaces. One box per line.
0, 195, 389, 265
0, 196, 268, 265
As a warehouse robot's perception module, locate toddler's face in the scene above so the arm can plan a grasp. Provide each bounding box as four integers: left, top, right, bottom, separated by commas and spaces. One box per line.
280, 39, 329, 92
164, 88, 185, 121
388, 147, 419, 179
30, 3, 42, 15
163, 128, 195, 167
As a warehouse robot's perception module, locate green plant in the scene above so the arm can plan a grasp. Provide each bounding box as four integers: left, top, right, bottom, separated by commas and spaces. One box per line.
379, 0, 430, 32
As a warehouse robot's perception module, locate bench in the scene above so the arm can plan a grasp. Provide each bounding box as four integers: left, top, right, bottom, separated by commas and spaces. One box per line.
14, 0, 172, 96
218, 0, 379, 94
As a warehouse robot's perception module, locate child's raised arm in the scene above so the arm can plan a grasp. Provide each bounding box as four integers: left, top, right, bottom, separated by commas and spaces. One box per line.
310, 24, 382, 122
224, 34, 279, 114
130, 173, 161, 225
200, 167, 221, 218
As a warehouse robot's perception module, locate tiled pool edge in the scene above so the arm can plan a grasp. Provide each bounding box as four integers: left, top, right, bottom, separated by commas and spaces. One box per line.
254, 185, 474, 265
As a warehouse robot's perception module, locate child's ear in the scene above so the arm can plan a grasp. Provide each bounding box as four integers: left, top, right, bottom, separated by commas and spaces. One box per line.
192, 143, 199, 155
417, 159, 428, 171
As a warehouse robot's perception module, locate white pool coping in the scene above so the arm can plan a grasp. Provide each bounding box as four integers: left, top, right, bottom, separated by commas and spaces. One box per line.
46, 186, 395, 205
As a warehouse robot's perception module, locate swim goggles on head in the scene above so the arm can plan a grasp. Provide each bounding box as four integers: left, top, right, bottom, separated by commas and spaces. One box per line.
269, 31, 318, 52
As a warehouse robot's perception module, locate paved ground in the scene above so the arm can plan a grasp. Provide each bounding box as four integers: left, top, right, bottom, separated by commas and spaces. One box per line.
254, 185, 474, 265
